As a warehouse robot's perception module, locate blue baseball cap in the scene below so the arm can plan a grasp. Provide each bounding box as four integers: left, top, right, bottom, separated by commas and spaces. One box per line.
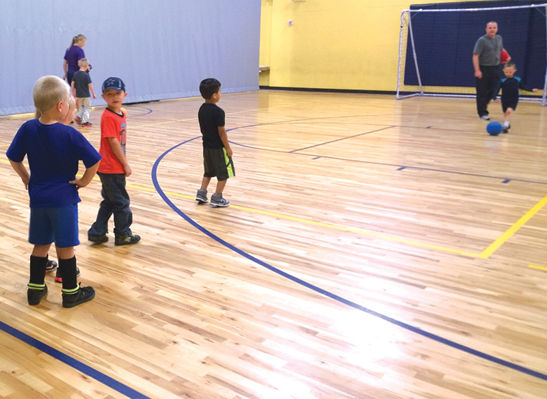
102, 77, 126, 93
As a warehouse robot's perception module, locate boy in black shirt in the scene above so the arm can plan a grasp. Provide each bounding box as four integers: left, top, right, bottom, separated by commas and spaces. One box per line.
195, 78, 234, 207
71, 58, 96, 127
500, 62, 538, 133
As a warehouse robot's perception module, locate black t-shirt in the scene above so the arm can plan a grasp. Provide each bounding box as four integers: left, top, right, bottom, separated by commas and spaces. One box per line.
198, 103, 225, 148
72, 71, 91, 98
501, 76, 532, 103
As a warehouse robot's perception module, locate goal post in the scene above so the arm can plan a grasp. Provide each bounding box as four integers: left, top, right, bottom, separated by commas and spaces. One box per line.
396, 2, 547, 105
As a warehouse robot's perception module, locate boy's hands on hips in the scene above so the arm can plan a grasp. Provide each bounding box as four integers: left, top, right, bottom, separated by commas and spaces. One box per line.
70, 178, 88, 189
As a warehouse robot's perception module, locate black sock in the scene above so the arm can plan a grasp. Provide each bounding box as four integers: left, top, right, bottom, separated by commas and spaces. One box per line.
59, 257, 78, 291
29, 255, 48, 285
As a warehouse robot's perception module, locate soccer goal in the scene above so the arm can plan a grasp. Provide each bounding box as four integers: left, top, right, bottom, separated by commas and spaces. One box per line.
396, 1, 547, 105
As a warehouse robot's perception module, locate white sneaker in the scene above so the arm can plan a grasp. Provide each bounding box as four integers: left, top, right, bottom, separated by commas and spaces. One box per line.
480, 115, 490, 121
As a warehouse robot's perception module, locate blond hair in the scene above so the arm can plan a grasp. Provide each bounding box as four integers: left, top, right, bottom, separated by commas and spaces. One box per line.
68, 33, 86, 49
78, 58, 89, 68
33, 76, 70, 116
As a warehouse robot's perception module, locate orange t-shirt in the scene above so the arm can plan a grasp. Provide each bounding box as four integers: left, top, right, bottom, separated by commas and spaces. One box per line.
98, 108, 126, 174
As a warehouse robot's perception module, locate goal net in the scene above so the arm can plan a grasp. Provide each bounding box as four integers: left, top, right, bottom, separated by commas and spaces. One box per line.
396, 1, 547, 105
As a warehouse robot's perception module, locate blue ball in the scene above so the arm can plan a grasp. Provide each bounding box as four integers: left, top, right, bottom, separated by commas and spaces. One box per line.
486, 121, 503, 135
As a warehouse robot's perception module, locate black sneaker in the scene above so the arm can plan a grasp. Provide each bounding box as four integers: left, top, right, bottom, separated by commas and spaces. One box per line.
45, 260, 58, 273
89, 234, 108, 244
55, 266, 80, 283
62, 285, 95, 308
27, 284, 48, 305
115, 234, 141, 246
81, 122, 92, 127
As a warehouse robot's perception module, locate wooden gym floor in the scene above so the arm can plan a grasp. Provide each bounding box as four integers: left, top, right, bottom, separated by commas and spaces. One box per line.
0, 90, 546, 398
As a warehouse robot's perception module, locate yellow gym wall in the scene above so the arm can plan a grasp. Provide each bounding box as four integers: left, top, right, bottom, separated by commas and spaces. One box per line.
259, 0, 476, 91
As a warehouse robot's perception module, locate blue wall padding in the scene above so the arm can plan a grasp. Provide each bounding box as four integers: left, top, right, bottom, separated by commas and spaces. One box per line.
0, 0, 260, 115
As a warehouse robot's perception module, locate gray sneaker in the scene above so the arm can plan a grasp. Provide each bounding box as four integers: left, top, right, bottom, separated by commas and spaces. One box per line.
210, 193, 230, 208
480, 114, 490, 121
196, 189, 208, 204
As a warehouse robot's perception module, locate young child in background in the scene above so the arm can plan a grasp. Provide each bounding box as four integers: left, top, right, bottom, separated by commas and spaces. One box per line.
195, 78, 235, 207
88, 77, 141, 245
500, 62, 538, 133
71, 58, 96, 127
491, 49, 511, 101
6, 76, 100, 307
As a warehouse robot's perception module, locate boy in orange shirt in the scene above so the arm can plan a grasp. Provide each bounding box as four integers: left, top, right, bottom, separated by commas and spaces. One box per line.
88, 77, 140, 245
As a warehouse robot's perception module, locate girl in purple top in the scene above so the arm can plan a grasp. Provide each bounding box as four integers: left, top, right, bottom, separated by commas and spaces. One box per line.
63, 34, 87, 85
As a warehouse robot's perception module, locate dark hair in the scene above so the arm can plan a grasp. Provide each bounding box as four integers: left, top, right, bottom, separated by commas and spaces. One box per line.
199, 78, 221, 100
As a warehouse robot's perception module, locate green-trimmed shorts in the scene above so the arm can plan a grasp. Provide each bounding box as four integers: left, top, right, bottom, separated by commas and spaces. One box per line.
203, 147, 235, 181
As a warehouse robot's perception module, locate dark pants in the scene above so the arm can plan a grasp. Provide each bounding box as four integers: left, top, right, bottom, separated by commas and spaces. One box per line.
491, 64, 504, 101
88, 173, 132, 237
66, 71, 74, 86
475, 65, 500, 117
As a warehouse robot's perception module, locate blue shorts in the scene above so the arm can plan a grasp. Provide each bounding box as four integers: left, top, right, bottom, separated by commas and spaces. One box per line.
29, 205, 79, 247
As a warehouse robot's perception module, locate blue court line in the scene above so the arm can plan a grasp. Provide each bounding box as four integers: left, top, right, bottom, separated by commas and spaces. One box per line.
129, 106, 153, 116
152, 137, 547, 381
228, 135, 547, 186
0, 321, 149, 398
224, 119, 547, 186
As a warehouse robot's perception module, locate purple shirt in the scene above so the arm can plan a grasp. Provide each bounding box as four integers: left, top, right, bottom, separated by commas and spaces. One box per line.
64, 45, 85, 74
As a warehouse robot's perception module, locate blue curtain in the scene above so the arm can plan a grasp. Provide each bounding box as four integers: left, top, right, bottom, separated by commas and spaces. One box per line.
404, 1, 546, 89
0, 0, 261, 115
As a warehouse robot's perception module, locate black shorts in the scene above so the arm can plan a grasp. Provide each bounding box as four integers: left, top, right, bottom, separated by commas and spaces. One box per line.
203, 147, 235, 180
502, 100, 518, 112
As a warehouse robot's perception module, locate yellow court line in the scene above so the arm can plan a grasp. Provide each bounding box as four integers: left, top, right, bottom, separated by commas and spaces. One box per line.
529, 264, 547, 272
145, 185, 482, 258
479, 195, 547, 259
0, 158, 539, 259
5, 112, 35, 120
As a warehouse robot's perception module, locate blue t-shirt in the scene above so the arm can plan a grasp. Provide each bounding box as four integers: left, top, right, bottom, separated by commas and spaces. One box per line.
6, 119, 101, 208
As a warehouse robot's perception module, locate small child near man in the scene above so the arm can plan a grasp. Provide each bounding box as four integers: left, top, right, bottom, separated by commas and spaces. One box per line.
195, 78, 235, 207
88, 77, 141, 245
6, 75, 100, 307
71, 58, 96, 127
500, 62, 538, 133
